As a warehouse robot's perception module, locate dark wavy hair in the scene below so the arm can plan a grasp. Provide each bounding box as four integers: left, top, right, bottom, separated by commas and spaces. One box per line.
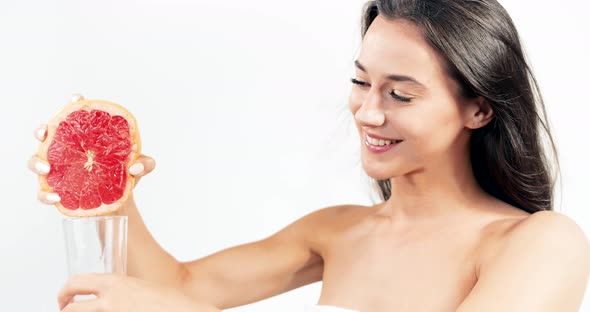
361, 0, 560, 213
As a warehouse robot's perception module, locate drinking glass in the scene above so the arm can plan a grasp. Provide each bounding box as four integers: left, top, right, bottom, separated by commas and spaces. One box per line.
62, 216, 128, 301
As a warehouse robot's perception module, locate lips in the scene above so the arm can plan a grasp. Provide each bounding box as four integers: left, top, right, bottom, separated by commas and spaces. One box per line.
363, 131, 403, 154
364, 138, 401, 153
365, 132, 403, 141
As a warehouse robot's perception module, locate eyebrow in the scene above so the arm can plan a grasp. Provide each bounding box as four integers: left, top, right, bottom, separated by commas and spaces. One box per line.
354, 60, 426, 89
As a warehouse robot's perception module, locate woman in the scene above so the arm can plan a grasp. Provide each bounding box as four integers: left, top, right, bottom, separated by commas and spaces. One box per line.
29, 0, 590, 311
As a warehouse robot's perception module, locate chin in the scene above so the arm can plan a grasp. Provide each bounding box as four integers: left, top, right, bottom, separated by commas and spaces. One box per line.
362, 159, 398, 180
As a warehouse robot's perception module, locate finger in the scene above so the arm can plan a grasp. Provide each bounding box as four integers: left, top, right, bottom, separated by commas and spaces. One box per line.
58, 274, 111, 310
61, 299, 101, 312
37, 190, 61, 205
128, 155, 156, 178
34, 124, 47, 142
28, 156, 50, 175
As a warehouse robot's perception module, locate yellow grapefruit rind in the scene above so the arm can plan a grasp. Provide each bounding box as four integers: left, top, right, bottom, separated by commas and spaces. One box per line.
37, 99, 141, 217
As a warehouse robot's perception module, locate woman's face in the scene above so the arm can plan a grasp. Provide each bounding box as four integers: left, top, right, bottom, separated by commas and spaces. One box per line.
349, 16, 483, 180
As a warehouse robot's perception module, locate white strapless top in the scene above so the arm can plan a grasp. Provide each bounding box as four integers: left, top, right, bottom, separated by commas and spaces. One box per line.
304, 304, 359, 312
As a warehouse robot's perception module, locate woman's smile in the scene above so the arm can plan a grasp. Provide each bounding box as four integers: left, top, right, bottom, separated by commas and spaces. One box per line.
365, 133, 403, 154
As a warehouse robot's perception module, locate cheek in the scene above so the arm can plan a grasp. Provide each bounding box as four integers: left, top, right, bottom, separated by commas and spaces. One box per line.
407, 104, 463, 154
396, 102, 461, 152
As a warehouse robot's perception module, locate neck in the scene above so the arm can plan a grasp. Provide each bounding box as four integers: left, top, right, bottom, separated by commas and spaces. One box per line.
375, 143, 491, 227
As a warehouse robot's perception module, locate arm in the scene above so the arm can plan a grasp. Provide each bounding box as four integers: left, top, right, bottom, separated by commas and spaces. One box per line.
112, 195, 189, 287
63, 194, 320, 312
30, 124, 327, 309
456, 211, 590, 312
116, 193, 332, 309
178, 206, 328, 309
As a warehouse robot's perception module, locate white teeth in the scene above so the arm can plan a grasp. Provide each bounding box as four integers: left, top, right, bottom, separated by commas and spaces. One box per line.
366, 135, 398, 146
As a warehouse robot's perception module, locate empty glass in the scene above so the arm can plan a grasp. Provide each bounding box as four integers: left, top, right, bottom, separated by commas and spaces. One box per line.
62, 216, 128, 301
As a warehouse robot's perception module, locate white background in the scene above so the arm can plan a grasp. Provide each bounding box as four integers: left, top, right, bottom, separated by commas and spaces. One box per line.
0, 0, 588, 311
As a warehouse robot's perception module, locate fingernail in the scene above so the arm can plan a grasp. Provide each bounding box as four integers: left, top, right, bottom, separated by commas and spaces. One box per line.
71, 93, 85, 102
46, 193, 61, 203
35, 127, 46, 140
34, 162, 50, 174
129, 163, 144, 175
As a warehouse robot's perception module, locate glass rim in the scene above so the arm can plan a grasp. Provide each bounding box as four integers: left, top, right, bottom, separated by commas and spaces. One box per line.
62, 215, 128, 222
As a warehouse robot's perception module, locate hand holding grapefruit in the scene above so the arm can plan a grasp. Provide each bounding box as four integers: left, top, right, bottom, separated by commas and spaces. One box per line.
28, 94, 155, 217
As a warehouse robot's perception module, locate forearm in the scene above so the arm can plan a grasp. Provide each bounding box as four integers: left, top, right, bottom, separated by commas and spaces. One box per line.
112, 195, 188, 288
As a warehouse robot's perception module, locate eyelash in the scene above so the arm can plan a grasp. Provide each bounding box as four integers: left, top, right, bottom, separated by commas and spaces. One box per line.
350, 78, 412, 103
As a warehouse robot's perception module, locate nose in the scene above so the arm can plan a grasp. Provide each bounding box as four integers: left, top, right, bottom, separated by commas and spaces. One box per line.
355, 89, 385, 127
357, 109, 385, 126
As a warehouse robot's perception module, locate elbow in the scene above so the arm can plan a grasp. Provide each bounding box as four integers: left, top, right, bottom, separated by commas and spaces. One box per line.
177, 261, 192, 292
176, 261, 224, 308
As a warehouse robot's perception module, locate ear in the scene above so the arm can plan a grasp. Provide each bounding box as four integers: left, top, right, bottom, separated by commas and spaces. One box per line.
464, 96, 493, 130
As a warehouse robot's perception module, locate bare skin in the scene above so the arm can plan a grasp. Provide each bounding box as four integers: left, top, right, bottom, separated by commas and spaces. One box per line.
30, 15, 589, 312
314, 202, 529, 311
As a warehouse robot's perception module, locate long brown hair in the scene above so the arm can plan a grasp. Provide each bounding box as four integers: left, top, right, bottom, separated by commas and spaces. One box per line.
361, 0, 560, 213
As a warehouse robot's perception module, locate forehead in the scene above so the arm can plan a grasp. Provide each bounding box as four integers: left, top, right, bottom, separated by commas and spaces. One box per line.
359, 16, 449, 86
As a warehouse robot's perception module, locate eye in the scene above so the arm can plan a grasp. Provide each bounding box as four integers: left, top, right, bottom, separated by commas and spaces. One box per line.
350, 78, 369, 87
389, 90, 412, 103
350, 78, 413, 103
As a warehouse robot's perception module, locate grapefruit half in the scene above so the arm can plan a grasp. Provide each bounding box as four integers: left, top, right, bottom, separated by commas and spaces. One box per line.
38, 99, 141, 217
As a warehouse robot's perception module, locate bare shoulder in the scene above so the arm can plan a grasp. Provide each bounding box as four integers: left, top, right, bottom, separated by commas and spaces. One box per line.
271, 204, 374, 244
293, 204, 375, 235
457, 210, 590, 311
510, 210, 589, 239
503, 210, 590, 259
286, 204, 375, 250
483, 210, 589, 250
477, 209, 590, 277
